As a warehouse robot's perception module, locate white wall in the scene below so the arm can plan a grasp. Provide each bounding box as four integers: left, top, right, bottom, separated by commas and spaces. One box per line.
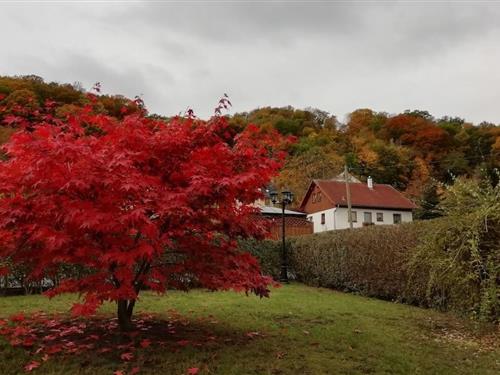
307, 207, 413, 233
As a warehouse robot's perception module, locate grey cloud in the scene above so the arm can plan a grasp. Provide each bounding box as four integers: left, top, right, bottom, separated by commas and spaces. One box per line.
120, 3, 500, 49
114, 3, 363, 43
97, 2, 500, 73
1, 2, 500, 123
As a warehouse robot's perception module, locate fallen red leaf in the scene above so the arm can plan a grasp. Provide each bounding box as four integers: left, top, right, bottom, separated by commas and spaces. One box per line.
187, 368, 199, 375
24, 361, 40, 372
22, 338, 35, 347
245, 331, 261, 339
120, 352, 134, 361
45, 345, 62, 354
177, 339, 190, 347
10, 313, 26, 323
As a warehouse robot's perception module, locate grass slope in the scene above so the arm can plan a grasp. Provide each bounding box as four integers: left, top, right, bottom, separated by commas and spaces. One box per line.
0, 284, 498, 375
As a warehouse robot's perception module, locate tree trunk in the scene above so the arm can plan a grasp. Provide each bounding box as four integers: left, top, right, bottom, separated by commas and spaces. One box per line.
117, 299, 135, 331
115, 259, 147, 331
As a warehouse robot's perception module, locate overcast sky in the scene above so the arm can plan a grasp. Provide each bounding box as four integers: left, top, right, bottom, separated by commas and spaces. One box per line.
1, 0, 500, 123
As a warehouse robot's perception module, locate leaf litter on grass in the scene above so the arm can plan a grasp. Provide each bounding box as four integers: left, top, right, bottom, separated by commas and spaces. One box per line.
0, 310, 267, 373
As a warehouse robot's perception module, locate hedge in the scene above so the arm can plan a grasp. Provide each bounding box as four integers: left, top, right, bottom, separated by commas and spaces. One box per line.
242, 222, 428, 301
242, 217, 499, 323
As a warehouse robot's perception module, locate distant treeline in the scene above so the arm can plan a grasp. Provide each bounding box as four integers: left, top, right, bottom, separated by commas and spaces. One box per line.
1, 75, 499, 219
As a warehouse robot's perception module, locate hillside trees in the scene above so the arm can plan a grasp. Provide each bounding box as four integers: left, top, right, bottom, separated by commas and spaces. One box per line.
0, 97, 287, 331
1, 75, 499, 210
0, 76, 144, 142
274, 146, 344, 202
269, 106, 498, 207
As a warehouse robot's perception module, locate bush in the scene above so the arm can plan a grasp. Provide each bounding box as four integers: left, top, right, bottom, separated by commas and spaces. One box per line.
240, 238, 283, 279
408, 177, 500, 321
290, 222, 428, 300
243, 223, 430, 300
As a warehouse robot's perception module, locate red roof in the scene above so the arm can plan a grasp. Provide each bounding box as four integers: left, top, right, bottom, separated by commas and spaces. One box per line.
301, 180, 417, 211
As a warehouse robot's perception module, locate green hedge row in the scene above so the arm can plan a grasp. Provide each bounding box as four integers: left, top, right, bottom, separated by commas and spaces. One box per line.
242, 215, 499, 322
242, 222, 428, 301
290, 222, 428, 301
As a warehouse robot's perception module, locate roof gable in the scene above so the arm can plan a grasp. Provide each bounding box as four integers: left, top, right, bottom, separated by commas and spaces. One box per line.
299, 180, 334, 211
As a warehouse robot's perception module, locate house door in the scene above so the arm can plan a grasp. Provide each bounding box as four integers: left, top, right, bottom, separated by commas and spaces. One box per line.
363, 212, 372, 224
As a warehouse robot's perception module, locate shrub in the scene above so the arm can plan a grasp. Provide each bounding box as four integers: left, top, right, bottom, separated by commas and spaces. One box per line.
240, 238, 282, 279
290, 222, 430, 300
407, 177, 499, 322
243, 222, 430, 300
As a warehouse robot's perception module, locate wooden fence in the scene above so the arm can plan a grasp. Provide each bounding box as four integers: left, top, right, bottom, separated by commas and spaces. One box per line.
266, 216, 313, 240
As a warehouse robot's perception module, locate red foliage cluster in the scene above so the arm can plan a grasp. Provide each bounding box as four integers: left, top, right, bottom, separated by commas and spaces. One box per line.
383, 114, 450, 157
0, 95, 287, 327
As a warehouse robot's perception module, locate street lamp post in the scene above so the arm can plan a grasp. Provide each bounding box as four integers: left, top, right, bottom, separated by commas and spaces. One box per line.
270, 190, 294, 283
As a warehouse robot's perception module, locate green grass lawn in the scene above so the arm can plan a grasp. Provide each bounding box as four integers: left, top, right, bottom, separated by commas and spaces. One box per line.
0, 283, 498, 375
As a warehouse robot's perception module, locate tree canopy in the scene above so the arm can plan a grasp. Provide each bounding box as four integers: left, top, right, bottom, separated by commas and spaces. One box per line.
0, 89, 287, 330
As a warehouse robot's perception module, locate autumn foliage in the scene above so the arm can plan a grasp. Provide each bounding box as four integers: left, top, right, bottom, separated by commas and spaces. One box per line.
0, 93, 286, 330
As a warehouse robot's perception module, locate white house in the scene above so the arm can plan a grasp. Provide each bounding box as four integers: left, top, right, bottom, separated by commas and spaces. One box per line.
299, 177, 417, 233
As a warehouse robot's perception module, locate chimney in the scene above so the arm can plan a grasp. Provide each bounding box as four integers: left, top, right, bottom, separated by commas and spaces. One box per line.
367, 176, 373, 189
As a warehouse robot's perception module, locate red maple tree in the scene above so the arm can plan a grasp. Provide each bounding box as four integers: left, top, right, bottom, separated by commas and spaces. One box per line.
0, 97, 286, 330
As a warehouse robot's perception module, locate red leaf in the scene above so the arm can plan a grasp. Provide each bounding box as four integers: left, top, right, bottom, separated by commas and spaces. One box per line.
22, 338, 35, 347
45, 345, 62, 354
245, 331, 261, 339
24, 361, 40, 372
9, 312, 25, 322
187, 368, 199, 375
3, 114, 23, 126
139, 339, 151, 348
177, 339, 190, 347
120, 352, 134, 361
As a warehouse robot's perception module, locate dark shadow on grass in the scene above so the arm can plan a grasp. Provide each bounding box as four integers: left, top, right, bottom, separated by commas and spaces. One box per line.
0, 311, 271, 373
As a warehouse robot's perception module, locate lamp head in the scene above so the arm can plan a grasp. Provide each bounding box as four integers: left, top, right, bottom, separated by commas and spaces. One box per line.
270, 191, 279, 205
282, 190, 293, 205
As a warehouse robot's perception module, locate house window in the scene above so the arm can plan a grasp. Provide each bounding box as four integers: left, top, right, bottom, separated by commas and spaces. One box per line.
393, 213, 402, 224
364, 212, 372, 224
321, 213, 325, 225
349, 210, 357, 223
312, 192, 322, 203
376, 212, 384, 222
